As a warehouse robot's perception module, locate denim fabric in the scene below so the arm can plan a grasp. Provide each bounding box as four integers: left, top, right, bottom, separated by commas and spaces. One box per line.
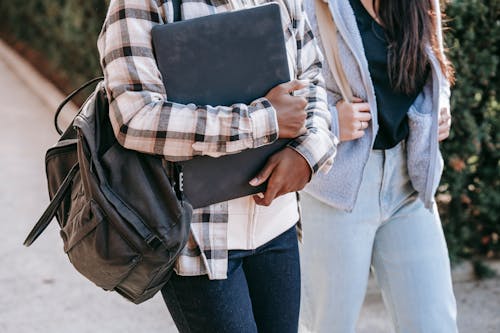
162, 225, 300, 333
299, 142, 458, 333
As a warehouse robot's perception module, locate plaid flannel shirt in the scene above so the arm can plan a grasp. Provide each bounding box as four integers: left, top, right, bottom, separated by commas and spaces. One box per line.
98, 0, 337, 279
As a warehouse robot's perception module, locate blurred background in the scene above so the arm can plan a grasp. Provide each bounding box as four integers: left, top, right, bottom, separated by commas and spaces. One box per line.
0, 0, 498, 332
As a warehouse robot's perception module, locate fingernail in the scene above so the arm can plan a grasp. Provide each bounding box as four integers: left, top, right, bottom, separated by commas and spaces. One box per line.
249, 177, 259, 186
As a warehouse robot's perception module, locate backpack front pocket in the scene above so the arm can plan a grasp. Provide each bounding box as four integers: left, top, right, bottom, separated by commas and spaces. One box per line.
61, 199, 142, 290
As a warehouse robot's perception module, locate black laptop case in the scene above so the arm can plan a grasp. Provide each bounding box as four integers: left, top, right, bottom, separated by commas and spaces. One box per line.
152, 3, 291, 208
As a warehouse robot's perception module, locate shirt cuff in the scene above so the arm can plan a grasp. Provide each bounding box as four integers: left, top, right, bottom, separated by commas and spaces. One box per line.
249, 97, 279, 148
287, 132, 337, 176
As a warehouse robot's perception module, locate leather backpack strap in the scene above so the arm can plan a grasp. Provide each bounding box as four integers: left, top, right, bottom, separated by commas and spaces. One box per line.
23, 163, 79, 247
315, 0, 353, 102
54, 77, 104, 135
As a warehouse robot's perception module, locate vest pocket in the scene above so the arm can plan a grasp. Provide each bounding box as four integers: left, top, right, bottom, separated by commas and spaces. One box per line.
406, 105, 433, 203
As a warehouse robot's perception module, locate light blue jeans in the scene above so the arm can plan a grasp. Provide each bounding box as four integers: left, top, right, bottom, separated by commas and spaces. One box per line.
299, 142, 458, 333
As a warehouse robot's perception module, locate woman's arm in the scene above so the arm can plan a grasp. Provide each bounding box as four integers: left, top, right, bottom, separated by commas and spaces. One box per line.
97, 0, 280, 161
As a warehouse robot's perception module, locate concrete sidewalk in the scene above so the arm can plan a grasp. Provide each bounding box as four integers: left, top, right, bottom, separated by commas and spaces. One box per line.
0, 39, 499, 333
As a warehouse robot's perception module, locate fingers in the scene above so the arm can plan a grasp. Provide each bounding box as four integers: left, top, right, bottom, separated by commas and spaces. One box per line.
337, 99, 370, 111
353, 120, 369, 138
252, 192, 266, 205
338, 99, 371, 119
253, 167, 285, 206
439, 109, 451, 126
337, 97, 373, 142
357, 111, 372, 122
358, 120, 369, 130
439, 106, 450, 118
438, 107, 451, 142
249, 157, 279, 187
353, 102, 370, 112
252, 155, 284, 206
438, 123, 450, 141
438, 132, 449, 142
438, 129, 450, 141
351, 102, 371, 130
338, 102, 371, 141
295, 96, 308, 111
279, 80, 309, 94
253, 180, 281, 206
339, 120, 368, 141
438, 117, 451, 129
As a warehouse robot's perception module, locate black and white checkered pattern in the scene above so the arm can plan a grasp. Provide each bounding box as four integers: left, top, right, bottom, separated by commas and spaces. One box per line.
97, 0, 338, 279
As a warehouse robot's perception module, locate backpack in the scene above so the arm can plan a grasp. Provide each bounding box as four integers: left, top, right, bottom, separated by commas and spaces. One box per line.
24, 78, 192, 304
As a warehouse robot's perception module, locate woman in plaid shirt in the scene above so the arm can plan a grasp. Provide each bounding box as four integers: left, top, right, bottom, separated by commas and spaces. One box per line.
98, 0, 336, 331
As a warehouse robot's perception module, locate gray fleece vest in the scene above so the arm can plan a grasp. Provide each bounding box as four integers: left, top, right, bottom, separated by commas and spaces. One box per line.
304, 0, 451, 211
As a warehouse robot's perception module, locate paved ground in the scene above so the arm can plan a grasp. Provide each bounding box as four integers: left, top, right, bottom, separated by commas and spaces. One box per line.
1, 39, 499, 333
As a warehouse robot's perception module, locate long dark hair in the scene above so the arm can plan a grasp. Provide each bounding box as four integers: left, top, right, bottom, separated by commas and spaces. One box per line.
376, 0, 455, 94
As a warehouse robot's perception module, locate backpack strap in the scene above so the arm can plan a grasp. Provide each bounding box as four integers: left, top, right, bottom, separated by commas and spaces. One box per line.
54, 77, 104, 135
315, 0, 353, 102
23, 163, 79, 247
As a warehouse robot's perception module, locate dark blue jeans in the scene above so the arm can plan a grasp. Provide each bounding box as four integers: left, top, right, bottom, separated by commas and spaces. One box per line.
161, 225, 300, 333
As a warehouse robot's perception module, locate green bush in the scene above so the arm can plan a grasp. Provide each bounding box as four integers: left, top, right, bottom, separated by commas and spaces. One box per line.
0, 0, 498, 261
439, 0, 500, 261
0, 0, 108, 92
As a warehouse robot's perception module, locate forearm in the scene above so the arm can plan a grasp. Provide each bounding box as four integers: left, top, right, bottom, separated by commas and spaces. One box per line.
106, 87, 278, 160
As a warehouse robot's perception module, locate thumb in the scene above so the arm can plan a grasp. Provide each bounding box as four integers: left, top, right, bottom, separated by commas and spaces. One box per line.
249, 159, 278, 186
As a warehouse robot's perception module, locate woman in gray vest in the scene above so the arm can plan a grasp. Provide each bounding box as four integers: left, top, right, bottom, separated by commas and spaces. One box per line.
299, 0, 457, 332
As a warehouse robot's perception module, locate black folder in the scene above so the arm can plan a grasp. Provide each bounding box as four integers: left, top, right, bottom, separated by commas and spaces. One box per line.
152, 3, 291, 208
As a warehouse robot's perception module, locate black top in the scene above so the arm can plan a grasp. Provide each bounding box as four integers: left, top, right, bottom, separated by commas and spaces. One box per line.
349, 0, 420, 149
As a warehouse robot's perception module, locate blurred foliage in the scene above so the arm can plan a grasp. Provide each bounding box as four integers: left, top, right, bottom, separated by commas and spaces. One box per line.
439, 0, 500, 261
0, 0, 109, 94
0, 0, 498, 261
472, 259, 497, 279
